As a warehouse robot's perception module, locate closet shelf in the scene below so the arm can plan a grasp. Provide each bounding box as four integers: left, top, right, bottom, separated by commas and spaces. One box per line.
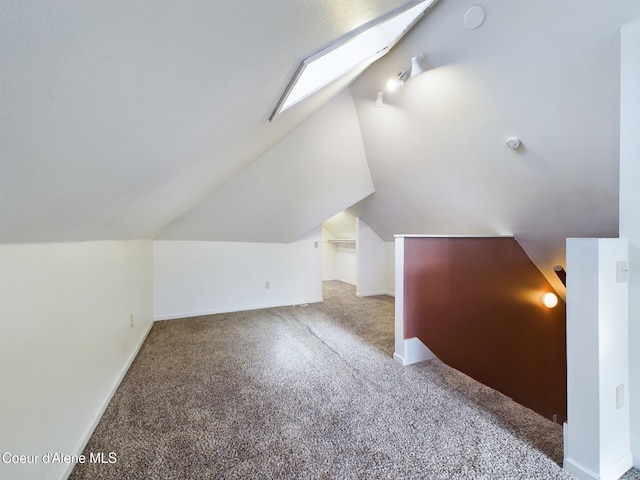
328, 239, 356, 250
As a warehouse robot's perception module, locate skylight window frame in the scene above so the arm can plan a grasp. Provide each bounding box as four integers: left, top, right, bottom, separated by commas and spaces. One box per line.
269, 0, 438, 121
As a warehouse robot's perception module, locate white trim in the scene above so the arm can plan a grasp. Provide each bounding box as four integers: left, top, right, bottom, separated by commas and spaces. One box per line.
394, 237, 405, 361
356, 290, 389, 297
563, 457, 599, 480
633, 451, 640, 469
393, 352, 407, 365
56, 320, 154, 480
563, 452, 634, 480
394, 337, 437, 366
601, 452, 633, 480
393, 234, 514, 238
154, 298, 324, 321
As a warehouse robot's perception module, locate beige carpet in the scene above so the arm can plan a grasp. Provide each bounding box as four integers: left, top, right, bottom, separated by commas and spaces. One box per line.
69, 281, 637, 479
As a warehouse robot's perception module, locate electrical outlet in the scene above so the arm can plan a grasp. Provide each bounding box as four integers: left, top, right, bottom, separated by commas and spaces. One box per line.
130, 314, 134, 328
265, 281, 270, 290
616, 384, 624, 409
617, 261, 629, 283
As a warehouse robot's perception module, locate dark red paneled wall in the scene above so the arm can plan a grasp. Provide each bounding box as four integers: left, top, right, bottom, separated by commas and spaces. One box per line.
404, 237, 566, 422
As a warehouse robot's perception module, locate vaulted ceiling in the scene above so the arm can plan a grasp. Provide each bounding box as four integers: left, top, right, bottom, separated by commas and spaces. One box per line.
0, 0, 406, 242
2, 0, 640, 294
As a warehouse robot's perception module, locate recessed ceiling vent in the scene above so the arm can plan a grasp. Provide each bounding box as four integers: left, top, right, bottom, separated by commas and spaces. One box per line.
270, 0, 438, 120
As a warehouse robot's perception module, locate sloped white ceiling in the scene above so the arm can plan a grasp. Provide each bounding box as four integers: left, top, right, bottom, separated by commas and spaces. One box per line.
0, 0, 410, 242
157, 90, 375, 242
323, 210, 358, 240
3, 0, 640, 297
349, 0, 640, 293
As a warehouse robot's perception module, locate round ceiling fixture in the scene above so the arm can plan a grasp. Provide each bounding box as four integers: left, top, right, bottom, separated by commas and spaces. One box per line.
464, 5, 486, 29
506, 137, 521, 150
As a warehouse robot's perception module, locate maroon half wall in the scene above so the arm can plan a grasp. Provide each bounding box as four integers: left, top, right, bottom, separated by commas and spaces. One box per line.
403, 237, 566, 422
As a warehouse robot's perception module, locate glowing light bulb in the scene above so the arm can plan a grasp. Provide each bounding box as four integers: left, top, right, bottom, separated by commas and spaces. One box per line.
386, 76, 404, 92
542, 292, 558, 308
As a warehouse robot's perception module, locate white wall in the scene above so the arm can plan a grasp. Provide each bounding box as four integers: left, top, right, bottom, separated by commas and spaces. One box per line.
384, 241, 395, 295
0, 241, 153, 480
620, 17, 640, 467
154, 232, 322, 320
356, 218, 390, 296
350, 1, 640, 297
564, 238, 631, 480
157, 90, 376, 243
321, 226, 356, 286
322, 226, 338, 282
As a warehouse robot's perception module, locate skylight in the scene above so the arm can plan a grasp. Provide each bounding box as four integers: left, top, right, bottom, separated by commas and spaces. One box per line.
270, 0, 437, 120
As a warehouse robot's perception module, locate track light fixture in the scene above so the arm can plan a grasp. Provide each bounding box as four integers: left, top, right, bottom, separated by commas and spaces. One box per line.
376, 52, 427, 106
374, 91, 385, 108
386, 69, 408, 92
387, 52, 426, 91
409, 53, 425, 77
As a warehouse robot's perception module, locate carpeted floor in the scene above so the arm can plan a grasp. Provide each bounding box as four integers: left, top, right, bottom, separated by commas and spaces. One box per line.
70, 281, 638, 480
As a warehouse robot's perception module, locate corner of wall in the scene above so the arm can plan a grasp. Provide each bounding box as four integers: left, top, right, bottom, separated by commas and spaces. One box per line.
57, 319, 154, 480
620, 17, 640, 471
562, 457, 600, 480
0, 240, 154, 480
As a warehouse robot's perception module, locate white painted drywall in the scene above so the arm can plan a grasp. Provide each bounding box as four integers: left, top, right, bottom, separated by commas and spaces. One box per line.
597, 240, 631, 478
153, 233, 322, 320
620, 17, 640, 468
157, 90, 375, 243
322, 223, 356, 286
564, 238, 631, 480
322, 226, 339, 282
322, 226, 356, 284
351, 1, 640, 297
1, 0, 405, 243
384, 242, 395, 295
564, 239, 602, 478
356, 218, 388, 296
394, 236, 406, 362
0, 241, 153, 480
334, 252, 356, 286
322, 212, 357, 285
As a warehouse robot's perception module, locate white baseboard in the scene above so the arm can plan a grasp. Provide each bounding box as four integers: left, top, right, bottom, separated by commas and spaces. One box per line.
563, 457, 599, 480
393, 352, 406, 365
634, 451, 640, 469
394, 337, 437, 366
601, 452, 633, 480
356, 290, 387, 297
56, 320, 154, 480
563, 453, 632, 480
154, 297, 324, 321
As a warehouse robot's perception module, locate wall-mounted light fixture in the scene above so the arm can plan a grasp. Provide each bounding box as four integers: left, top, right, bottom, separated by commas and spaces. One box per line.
376, 52, 427, 106
374, 91, 385, 108
542, 292, 559, 309
387, 52, 426, 91
410, 53, 425, 77
553, 265, 566, 286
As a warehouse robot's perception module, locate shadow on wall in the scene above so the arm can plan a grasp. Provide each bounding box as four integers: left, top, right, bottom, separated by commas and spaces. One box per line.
403, 237, 566, 422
